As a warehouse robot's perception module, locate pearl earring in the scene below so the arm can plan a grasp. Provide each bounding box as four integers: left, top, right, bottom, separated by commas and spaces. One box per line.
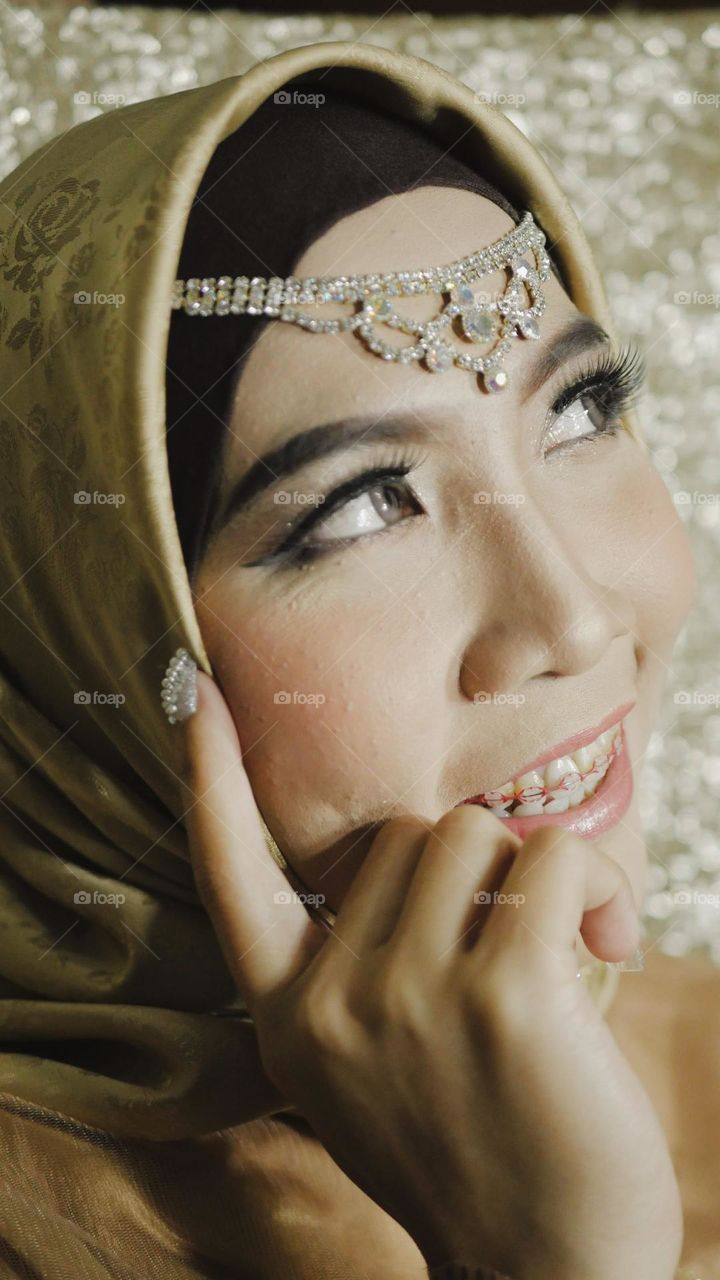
160, 647, 198, 724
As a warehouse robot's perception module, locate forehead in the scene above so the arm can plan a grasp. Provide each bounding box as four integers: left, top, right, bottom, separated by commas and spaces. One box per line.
224, 186, 579, 471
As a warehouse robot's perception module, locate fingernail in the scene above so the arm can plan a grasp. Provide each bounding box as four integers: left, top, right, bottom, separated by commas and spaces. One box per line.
606, 944, 645, 972
160, 647, 198, 724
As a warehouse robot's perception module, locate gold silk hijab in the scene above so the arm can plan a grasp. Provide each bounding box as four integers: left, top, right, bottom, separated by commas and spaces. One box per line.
0, 38, 631, 1277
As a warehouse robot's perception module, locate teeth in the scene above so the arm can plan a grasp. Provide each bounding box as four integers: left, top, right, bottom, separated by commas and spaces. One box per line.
543, 792, 570, 813
544, 755, 580, 789
484, 785, 514, 804
566, 784, 586, 808
513, 800, 545, 816
474, 720, 624, 817
582, 768, 604, 797
572, 745, 595, 773
514, 769, 545, 801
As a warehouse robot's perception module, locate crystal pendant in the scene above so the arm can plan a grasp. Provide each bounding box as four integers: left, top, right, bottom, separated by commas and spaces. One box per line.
452, 283, 476, 308
365, 291, 393, 319
461, 306, 497, 344
498, 281, 524, 315
484, 368, 508, 393
512, 257, 535, 279
517, 313, 540, 339
424, 340, 454, 372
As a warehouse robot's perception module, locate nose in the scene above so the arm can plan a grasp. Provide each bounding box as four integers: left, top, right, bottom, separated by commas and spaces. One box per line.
458, 502, 637, 700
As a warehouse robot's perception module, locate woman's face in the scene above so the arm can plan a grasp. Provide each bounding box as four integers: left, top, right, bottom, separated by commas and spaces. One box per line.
192, 187, 695, 942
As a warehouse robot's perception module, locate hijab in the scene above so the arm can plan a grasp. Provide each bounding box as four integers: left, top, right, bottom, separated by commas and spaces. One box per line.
0, 38, 637, 1277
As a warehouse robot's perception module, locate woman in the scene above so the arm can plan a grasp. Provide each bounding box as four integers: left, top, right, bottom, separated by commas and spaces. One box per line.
0, 36, 716, 1280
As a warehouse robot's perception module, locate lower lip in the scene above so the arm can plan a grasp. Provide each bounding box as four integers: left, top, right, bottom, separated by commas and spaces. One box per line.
462, 724, 633, 840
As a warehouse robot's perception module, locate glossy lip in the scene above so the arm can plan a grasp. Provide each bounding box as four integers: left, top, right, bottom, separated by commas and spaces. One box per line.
462, 723, 633, 841
461, 700, 636, 803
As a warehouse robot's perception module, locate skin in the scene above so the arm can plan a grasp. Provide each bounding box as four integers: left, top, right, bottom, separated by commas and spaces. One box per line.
192, 186, 696, 949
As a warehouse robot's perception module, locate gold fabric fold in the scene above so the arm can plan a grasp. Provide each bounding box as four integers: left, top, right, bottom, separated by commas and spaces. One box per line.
0, 36, 635, 1276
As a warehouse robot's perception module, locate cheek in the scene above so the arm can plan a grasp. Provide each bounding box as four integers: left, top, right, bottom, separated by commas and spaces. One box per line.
613, 456, 696, 649
194, 577, 448, 855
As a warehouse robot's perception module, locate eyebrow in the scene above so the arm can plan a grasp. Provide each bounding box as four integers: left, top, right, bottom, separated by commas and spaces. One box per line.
213, 314, 610, 531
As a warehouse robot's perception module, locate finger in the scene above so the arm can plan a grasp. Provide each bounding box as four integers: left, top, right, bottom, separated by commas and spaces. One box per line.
389, 805, 521, 962
477, 826, 639, 975
184, 670, 324, 1006
330, 816, 431, 953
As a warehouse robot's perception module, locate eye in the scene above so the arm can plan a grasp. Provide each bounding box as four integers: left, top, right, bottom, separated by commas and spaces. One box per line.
543, 343, 646, 456
544, 391, 621, 453
300, 479, 417, 549
245, 450, 428, 570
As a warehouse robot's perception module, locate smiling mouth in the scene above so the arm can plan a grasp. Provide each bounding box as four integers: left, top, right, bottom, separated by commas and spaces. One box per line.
461, 720, 624, 817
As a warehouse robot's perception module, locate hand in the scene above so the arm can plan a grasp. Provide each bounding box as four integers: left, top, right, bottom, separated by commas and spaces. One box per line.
184, 671, 683, 1280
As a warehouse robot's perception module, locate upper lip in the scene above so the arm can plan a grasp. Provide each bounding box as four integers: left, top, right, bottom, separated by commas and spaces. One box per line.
463, 699, 636, 801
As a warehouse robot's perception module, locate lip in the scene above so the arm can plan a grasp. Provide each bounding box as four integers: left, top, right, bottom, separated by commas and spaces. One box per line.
462, 700, 636, 802
462, 722, 634, 840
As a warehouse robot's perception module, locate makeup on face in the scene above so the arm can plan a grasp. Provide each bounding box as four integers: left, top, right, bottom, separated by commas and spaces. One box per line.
210, 338, 646, 573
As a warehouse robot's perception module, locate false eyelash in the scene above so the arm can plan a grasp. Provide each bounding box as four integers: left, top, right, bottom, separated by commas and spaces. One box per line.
549, 342, 647, 426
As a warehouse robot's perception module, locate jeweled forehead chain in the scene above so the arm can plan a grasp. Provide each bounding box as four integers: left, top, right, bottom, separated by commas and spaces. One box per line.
171, 210, 551, 394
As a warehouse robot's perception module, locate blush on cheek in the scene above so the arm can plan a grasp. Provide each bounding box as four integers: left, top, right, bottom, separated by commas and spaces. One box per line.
201, 591, 446, 864
621, 462, 697, 646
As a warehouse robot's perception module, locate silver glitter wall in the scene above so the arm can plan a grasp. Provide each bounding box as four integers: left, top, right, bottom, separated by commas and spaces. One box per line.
1, 5, 718, 962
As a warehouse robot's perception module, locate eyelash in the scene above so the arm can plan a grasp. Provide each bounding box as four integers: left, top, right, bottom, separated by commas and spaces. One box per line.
261, 344, 646, 570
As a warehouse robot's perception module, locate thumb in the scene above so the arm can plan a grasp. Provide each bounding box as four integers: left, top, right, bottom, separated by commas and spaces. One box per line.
579, 859, 640, 964
183, 670, 325, 1009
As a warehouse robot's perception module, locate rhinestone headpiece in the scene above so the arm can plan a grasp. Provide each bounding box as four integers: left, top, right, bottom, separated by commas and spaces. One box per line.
171, 210, 551, 393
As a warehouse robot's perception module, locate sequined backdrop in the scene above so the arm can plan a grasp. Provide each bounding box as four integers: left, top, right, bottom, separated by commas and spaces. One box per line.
1, 5, 718, 961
